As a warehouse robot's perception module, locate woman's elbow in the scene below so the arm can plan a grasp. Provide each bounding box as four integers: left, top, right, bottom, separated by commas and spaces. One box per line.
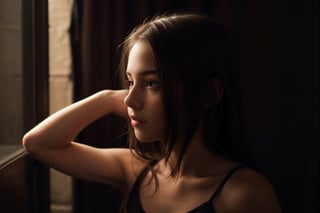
22, 131, 41, 155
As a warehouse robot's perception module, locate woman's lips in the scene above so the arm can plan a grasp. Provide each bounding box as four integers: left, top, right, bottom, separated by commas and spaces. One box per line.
130, 116, 145, 127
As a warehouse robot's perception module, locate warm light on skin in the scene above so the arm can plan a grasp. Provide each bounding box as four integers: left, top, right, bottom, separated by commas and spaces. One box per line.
124, 40, 167, 143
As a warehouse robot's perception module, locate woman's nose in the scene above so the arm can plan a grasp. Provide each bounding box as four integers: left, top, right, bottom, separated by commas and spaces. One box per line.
124, 87, 143, 110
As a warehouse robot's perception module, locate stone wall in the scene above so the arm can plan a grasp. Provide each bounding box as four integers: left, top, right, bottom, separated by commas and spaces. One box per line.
49, 0, 73, 212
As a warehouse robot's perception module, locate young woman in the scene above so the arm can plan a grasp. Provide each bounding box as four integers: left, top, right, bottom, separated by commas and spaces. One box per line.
23, 13, 282, 213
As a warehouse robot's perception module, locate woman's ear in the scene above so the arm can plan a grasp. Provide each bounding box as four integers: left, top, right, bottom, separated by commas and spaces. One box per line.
203, 78, 224, 110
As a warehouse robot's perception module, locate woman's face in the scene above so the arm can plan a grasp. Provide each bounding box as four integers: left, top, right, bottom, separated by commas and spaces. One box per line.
124, 40, 167, 143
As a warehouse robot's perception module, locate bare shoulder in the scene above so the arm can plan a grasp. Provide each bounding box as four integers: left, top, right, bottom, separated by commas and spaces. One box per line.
214, 167, 282, 213
113, 148, 149, 192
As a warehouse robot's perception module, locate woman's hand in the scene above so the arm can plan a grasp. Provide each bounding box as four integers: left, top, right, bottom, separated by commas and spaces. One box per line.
108, 89, 129, 118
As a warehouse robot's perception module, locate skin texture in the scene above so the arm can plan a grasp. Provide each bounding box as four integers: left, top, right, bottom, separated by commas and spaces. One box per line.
22, 15, 282, 213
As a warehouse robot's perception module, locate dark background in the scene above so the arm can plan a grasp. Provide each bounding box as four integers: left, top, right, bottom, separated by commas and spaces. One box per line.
70, 0, 318, 212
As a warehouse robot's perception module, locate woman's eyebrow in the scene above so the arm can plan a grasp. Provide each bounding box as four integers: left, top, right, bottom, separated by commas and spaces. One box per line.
126, 70, 158, 76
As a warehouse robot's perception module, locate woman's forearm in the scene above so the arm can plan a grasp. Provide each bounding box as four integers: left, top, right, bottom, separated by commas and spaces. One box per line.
22, 90, 127, 154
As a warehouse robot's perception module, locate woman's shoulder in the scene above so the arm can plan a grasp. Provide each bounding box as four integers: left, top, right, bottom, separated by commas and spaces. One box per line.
116, 148, 152, 192
97, 148, 150, 191
214, 166, 282, 213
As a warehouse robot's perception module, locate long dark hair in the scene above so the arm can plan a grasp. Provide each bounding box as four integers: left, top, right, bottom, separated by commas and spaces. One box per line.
118, 12, 251, 178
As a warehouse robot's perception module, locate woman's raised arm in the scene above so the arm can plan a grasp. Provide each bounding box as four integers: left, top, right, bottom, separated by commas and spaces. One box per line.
22, 90, 136, 189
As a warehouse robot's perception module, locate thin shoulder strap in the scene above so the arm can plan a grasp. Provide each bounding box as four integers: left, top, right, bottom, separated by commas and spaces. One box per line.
131, 160, 157, 192
209, 165, 244, 202
126, 160, 158, 213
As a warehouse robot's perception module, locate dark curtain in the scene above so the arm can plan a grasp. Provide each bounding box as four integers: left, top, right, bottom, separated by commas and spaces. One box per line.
70, 0, 318, 212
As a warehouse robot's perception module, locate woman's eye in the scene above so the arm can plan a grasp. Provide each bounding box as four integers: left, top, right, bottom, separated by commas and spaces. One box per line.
126, 79, 133, 88
146, 80, 159, 88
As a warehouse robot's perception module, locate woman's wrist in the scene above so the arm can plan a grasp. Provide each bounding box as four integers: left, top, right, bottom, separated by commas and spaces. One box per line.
99, 89, 128, 117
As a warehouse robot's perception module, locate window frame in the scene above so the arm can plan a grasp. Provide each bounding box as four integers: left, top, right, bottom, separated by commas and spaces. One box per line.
0, 0, 50, 212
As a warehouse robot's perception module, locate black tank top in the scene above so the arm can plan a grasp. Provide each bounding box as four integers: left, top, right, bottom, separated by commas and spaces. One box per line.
126, 163, 243, 213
